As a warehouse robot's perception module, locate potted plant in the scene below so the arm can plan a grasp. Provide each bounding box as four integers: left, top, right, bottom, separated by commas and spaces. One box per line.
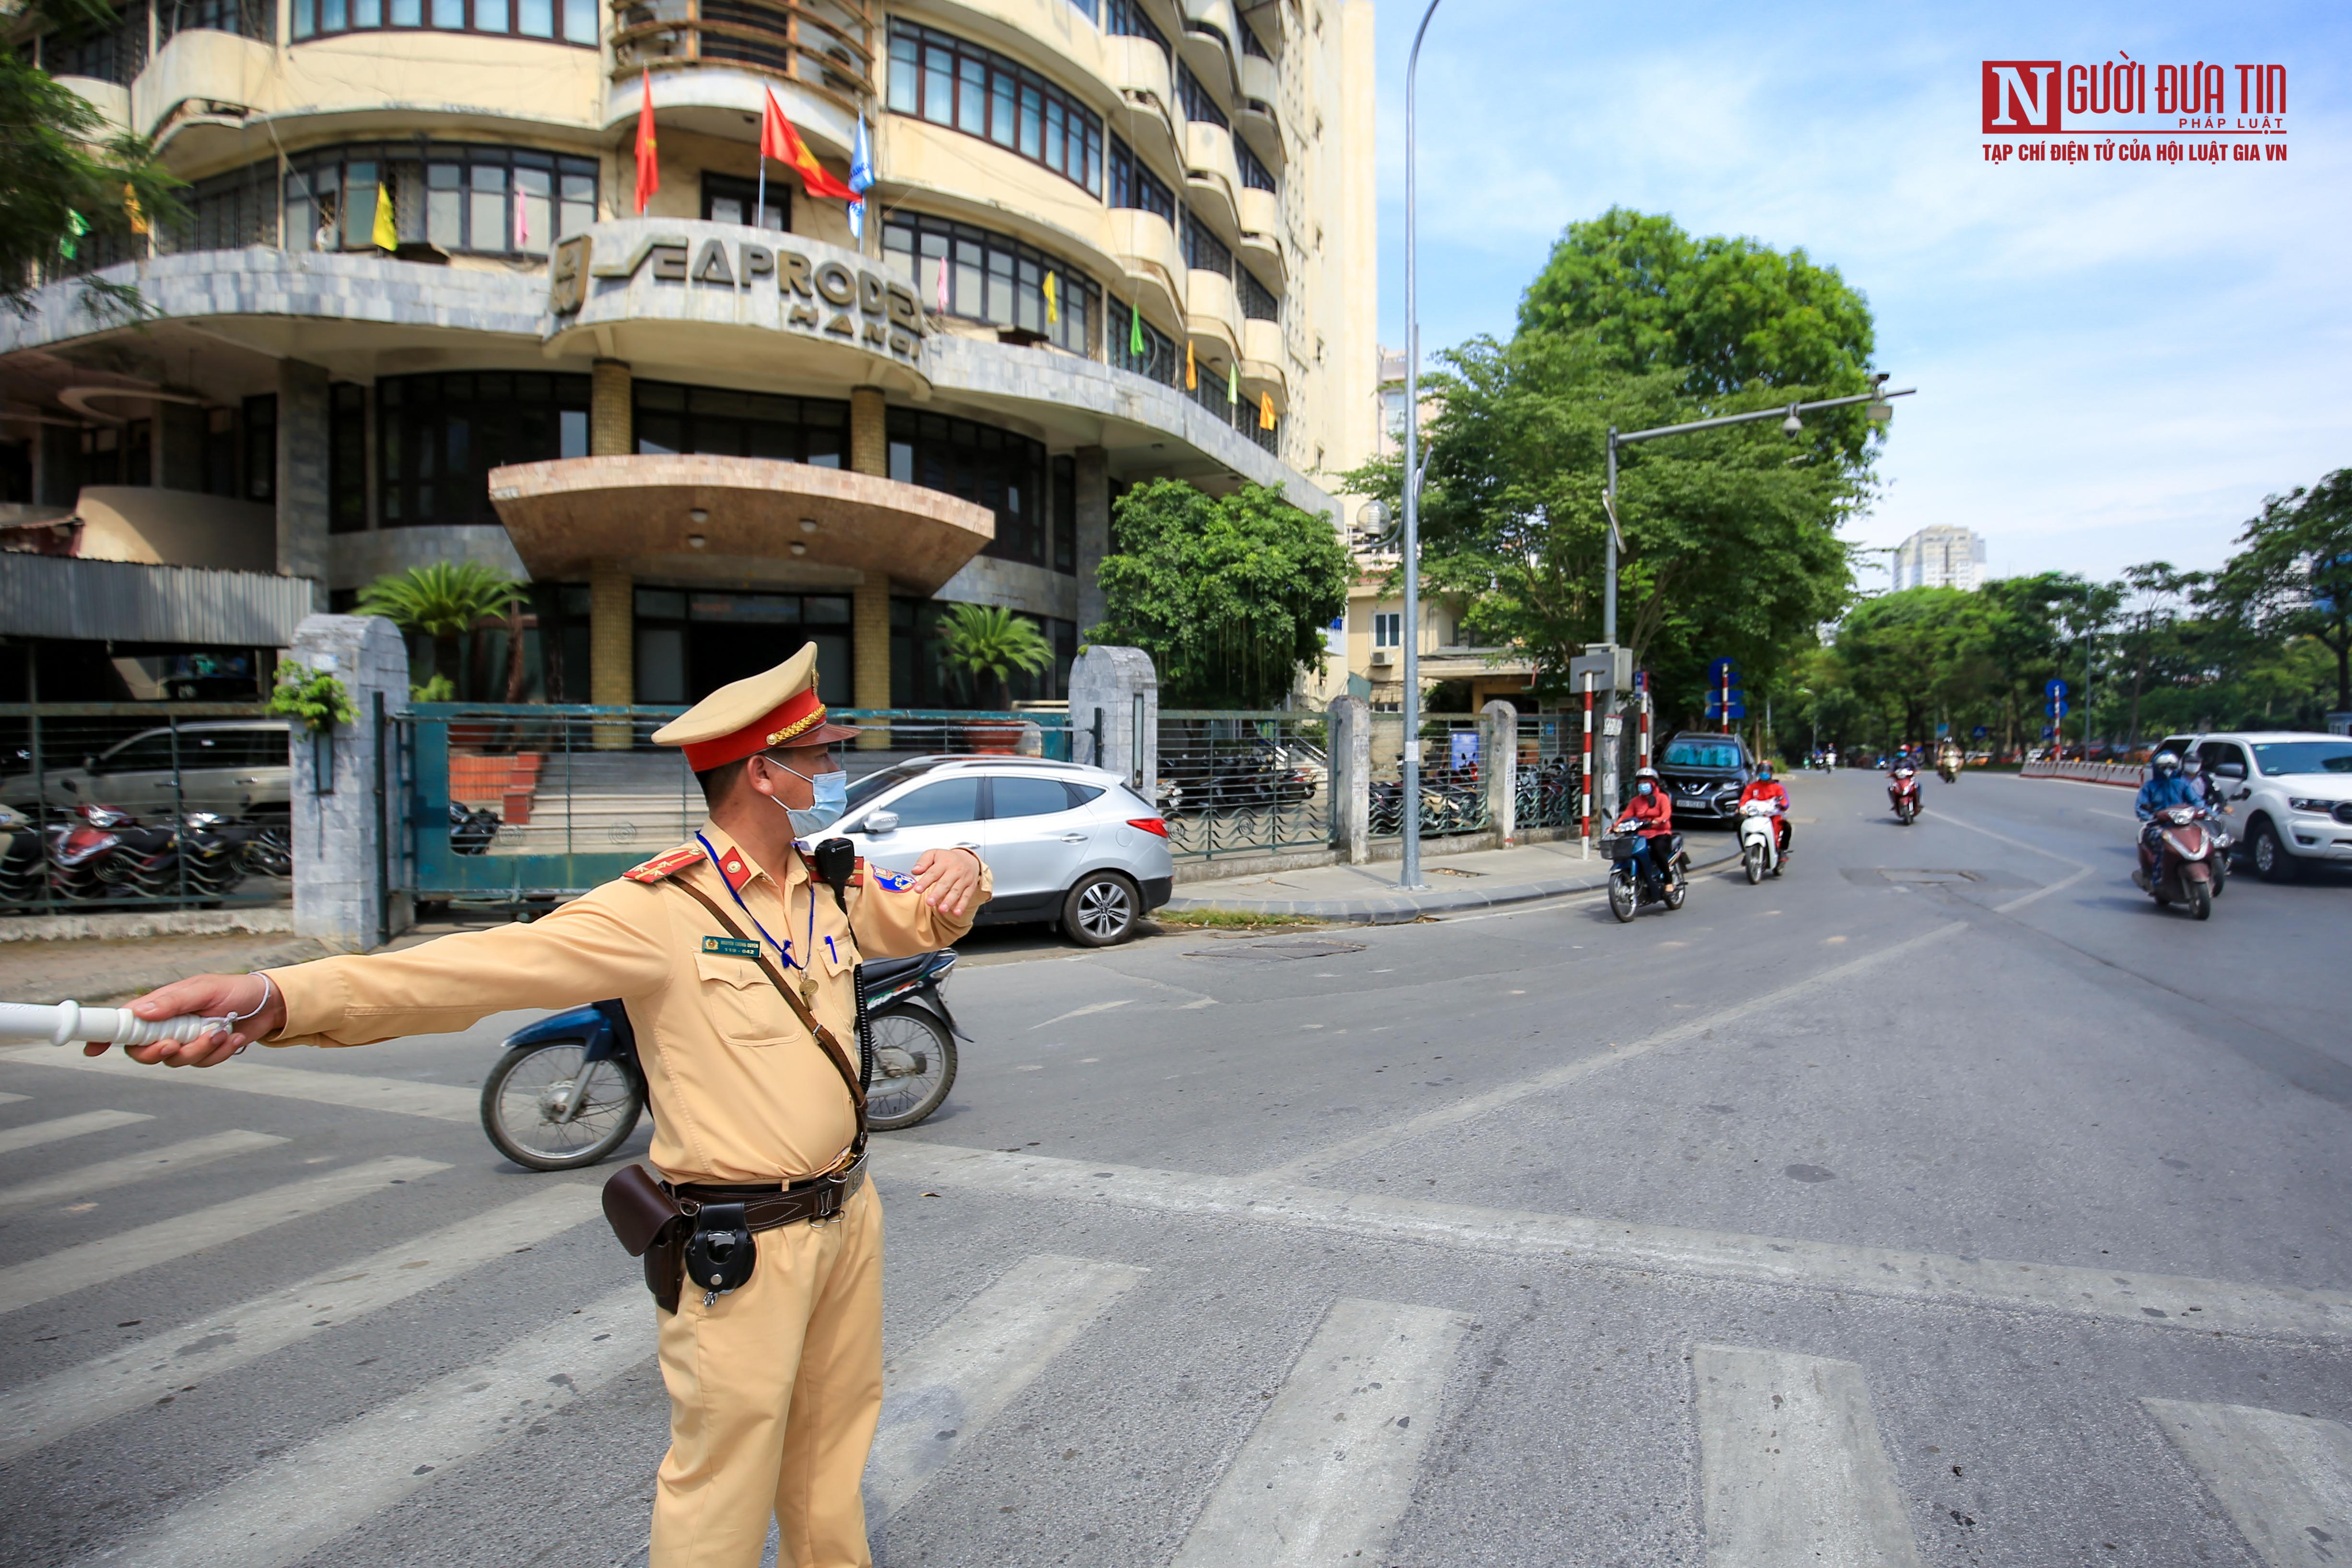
355, 562, 529, 748
266, 661, 359, 794
934, 603, 1053, 753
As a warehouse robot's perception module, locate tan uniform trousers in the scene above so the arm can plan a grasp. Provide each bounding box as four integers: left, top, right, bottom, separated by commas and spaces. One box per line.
651, 1180, 884, 1568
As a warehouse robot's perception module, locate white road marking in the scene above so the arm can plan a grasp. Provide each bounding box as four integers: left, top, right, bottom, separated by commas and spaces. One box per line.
1168, 1297, 1467, 1568
0, 1091, 25, 1104
1026, 998, 1135, 1031
0, 1182, 600, 1464
0, 1155, 446, 1316
0, 1129, 286, 1214
1255, 924, 1957, 1180
80, 1286, 649, 1568
2143, 1397, 2352, 1568
0, 1108, 151, 1155
1932, 807, 2091, 868
879, 1143, 2352, 1343
0, 1043, 480, 1122
864, 1252, 1147, 1526
1695, 1344, 1924, 1568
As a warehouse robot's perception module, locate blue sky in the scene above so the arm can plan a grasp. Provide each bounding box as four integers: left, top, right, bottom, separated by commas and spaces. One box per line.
1371, 0, 2349, 586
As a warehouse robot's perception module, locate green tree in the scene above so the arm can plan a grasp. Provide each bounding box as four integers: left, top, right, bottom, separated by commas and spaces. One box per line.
2, 0, 185, 316
1092, 480, 1349, 708
354, 561, 528, 700
1835, 587, 1997, 748
2208, 468, 2352, 713
934, 603, 1052, 710
2112, 561, 2204, 749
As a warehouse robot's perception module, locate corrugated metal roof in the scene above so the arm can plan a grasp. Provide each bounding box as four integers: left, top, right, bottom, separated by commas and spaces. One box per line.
0, 556, 317, 644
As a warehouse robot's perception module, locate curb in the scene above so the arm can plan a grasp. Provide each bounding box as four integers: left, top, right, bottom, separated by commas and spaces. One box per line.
1164, 846, 1746, 925
0, 935, 334, 1007
0, 904, 296, 944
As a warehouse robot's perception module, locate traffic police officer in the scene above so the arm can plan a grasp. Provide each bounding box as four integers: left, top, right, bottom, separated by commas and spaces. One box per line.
114, 645, 989, 1568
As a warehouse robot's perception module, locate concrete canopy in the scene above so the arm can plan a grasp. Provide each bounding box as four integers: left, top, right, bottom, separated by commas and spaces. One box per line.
484, 454, 995, 594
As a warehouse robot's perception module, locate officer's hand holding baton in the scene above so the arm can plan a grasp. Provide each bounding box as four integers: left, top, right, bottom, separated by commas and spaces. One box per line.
117, 972, 284, 1068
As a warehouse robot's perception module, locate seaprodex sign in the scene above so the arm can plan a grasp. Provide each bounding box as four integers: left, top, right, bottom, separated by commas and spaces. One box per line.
1980, 55, 2288, 167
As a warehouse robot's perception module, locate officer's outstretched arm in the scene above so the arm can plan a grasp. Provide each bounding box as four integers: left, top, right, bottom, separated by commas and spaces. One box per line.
120, 880, 675, 1067
852, 848, 991, 959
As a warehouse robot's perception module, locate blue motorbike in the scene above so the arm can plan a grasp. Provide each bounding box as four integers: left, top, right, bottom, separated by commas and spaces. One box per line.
479, 949, 968, 1170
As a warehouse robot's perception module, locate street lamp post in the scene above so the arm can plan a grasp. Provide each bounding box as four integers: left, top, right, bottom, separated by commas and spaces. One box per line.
1397, 0, 1444, 892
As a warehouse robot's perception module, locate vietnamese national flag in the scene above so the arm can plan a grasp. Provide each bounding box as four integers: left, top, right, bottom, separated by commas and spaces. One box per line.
762, 88, 859, 202
634, 71, 660, 214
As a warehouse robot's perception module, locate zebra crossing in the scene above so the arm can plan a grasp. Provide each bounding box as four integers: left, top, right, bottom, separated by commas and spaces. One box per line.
1, 1089, 2348, 1568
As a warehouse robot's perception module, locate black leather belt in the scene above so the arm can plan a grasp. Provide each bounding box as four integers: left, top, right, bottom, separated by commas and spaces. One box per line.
672, 1153, 867, 1232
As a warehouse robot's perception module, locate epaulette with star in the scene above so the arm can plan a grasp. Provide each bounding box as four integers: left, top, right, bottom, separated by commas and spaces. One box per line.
622, 845, 702, 884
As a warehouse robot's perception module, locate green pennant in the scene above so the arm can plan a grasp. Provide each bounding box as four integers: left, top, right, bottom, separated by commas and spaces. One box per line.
1227, 360, 1239, 405
1129, 299, 1144, 358
60, 209, 87, 261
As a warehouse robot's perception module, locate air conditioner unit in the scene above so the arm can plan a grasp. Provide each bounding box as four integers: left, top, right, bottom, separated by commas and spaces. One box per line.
1369, 648, 1396, 667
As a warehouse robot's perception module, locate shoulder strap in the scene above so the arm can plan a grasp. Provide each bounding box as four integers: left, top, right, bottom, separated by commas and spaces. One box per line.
671, 876, 867, 1159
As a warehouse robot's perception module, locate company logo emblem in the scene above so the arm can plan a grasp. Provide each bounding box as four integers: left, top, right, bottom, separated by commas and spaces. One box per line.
1982, 60, 2061, 133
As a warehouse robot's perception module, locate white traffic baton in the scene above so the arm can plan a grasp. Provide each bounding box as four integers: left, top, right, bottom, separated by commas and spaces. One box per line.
0, 1000, 236, 1049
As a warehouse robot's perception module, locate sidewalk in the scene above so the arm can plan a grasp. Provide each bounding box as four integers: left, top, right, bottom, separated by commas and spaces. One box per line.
1162, 834, 1744, 924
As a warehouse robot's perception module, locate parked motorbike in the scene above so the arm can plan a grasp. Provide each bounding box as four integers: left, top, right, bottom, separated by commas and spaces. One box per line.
1889, 766, 1922, 826
2133, 805, 2220, 920
44, 802, 140, 901
0, 805, 43, 904
479, 949, 969, 1170
449, 800, 500, 855
1605, 826, 1687, 923
1737, 799, 1786, 883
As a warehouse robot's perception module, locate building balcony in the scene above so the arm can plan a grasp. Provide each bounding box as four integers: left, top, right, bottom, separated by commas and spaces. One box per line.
1184, 269, 1239, 362
1182, 120, 1240, 235
1178, 0, 1240, 59
53, 74, 130, 135
1240, 317, 1283, 389
135, 27, 277, 158
611, 0, 875, 117
1106, 207, 1185, 319
1235, 51, 1278, 114
1236, 187, 1282, 279
1104, 33, 1178, 152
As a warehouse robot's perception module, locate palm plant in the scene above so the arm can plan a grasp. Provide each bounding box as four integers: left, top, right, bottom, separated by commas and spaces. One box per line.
355, 562, 528, 700
934, 603, 1053, 710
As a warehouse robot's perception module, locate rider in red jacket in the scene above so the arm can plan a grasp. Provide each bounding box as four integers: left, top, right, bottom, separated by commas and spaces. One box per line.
1738, 762, 1791, 856
1617, 766, 1673, 886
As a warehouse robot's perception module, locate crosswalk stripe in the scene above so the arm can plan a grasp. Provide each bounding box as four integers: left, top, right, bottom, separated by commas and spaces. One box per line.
77, 1285, 651, 1568
0, 1091, 25, 1104
0, 1154, 447, 1316
0, 1108, 152, 1155
0, 1181, 601, 1465
0, 1129, 287, 1214
1168, 1297, 1467, 1568
0, 1042, 480, 1122
2142, 1397, 2352, 1567
865, 1252, 1147, 1528
881, 1143, 2352, 1343
1694, 1344, 1924, 1568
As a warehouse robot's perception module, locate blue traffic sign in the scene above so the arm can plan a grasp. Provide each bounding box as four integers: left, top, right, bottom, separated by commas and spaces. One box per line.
1973, 725, 1988, 739
2048, 700, 2070, 718
1706, 702, 1749, 720
2042, 725, 2056, 739
1708, 657, 1740, 683
2045, 679, 2069, 700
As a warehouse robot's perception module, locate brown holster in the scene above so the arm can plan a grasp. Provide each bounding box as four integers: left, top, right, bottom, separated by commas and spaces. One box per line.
599, 873, 871, 1313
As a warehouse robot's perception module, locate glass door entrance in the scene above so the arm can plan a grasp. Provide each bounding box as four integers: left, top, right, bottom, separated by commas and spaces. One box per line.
633, 589, 852, 703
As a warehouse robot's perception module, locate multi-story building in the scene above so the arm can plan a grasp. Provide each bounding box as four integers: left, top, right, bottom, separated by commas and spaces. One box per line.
0, 0, 1377, 711
1892, 524, 1988, 593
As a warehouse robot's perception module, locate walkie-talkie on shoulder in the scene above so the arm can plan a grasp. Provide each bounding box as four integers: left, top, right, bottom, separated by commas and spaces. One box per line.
810, 837, 855, 917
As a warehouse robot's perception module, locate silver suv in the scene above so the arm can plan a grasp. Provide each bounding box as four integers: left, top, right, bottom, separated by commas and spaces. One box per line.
2155, 730, 2352, 881
837, 756, 1176, 946
0, 721, 293, 822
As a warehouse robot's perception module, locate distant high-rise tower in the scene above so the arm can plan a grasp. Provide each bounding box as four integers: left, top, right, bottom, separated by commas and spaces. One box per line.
1893, 526, 1989, 591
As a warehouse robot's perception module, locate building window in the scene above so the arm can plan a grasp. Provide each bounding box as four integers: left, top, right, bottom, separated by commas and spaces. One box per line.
634, 589, 850, 707
886, 22, 1102, 196
1107, 135, 1175, 224
293, 0, 597, 45
165, 163, 277, 254
1239, 266, 1278, 321
893, 599, 1077, 705
1373, 612, 1401, 648
699, 173, 788, 233
886, 409, 1048, 569
329, 383, 368, 535
283, 143, 597, 257
1235, 135, 1275, 193
377, 372, 589, 528
159, 0, 268, 41
40, 3, 146, 84
632, 384, 846, 466
1106, 0, 1167, 52
1051, 454, 1076, 575
1240, 17, 1271, 58
242, 394, 276, 503
1109, 305, 1179, 388
883, 211, 1096, 356
1181, 212, 1233, 280
1176, 59, 1228, 130
201, 406, 240, 497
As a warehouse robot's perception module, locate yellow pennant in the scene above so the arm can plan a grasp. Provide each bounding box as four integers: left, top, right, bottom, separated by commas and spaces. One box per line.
1185, 338, 1197, 390
1259, 391, 1276, 430
122, 184, 148, 236
1042, 270, 1058, 324
371, 178, 398, 252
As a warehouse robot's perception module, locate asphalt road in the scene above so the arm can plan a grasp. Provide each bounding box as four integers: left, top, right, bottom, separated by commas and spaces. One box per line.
0, 770, 2346, 1568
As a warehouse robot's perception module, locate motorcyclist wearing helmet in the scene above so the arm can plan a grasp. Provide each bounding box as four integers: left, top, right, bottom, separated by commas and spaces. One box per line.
2134, 749, 2204, 881
1737, 761, 1792, 857
1616, 767, 1674, 889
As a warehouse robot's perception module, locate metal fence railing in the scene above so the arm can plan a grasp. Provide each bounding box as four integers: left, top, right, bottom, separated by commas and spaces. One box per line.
1155, 711, 1330, 862
1368, 712, 1490, 840
1514, 712, 1579, 831
0, 703, 292, 914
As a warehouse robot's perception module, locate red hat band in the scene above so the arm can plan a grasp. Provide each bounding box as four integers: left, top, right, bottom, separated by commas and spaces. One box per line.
681, 688, 829, 772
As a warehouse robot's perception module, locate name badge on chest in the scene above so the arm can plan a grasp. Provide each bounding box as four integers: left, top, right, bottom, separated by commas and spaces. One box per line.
701, 936, 762, 960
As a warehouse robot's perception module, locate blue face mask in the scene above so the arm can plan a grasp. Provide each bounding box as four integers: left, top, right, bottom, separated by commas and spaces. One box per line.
1637, 782, 1654, 796
769, 761, 848, 837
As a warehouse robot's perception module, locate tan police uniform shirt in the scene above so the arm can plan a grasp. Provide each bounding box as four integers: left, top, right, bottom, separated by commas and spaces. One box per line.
264, 823, 986, 1184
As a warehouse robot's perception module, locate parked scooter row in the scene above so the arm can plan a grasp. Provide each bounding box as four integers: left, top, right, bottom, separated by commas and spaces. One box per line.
0, 801, 284, 905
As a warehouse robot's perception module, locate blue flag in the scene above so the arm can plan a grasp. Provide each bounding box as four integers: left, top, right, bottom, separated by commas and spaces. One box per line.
848, 112, 875, 241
